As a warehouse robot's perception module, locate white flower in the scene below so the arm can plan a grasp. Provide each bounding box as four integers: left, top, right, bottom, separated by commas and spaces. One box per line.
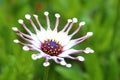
12, 11, 94, 68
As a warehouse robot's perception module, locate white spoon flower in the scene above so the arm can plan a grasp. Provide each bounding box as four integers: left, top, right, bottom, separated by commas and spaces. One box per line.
12, 11, 94, 68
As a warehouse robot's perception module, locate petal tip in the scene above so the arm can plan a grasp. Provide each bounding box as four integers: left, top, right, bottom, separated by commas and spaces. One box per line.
60, 61, 66, 66
23, 46, 29, 51
73, 18, 78, 23
66, 64, 72, 68
13, 39, 19, 43
31, 54, 38, 60
12, 27, 18, 31
68, 19, 72, 23
25, 14, 31, 19
44, 11, 49, 16
79, 21, 86, 26
87, 32, 93, 36
55, 13, 60, 18
77, 56, 85, 61
18, 19, 23, 24
33, 14, 38, 18
43, 62, 50, 67
84, 47, 94, 53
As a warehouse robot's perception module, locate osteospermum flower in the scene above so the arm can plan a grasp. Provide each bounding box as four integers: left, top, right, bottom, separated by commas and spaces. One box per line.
12, 11, 94, 68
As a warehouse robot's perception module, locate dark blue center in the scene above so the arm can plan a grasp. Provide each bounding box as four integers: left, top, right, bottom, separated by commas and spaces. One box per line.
41, 40, 62, 56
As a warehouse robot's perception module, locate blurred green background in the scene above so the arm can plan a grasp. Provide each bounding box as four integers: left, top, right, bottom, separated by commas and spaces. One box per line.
0, 0, 120, 80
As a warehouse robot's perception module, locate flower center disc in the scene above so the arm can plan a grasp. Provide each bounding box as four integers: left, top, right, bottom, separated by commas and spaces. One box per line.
41, 39, 62, 56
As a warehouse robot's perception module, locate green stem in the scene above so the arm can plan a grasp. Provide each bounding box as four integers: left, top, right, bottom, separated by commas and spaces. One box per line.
43, 66, 50, 80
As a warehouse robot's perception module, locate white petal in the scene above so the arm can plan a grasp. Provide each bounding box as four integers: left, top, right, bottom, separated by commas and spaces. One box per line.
62, 40, 76, 51
31, 40, 41, 48
58, 49, 78, 57
56, 32, 71, 46
36, 30, 48, 42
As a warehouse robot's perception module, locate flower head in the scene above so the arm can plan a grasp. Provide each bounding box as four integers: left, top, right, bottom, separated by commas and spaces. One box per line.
12, 11, 94, 68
